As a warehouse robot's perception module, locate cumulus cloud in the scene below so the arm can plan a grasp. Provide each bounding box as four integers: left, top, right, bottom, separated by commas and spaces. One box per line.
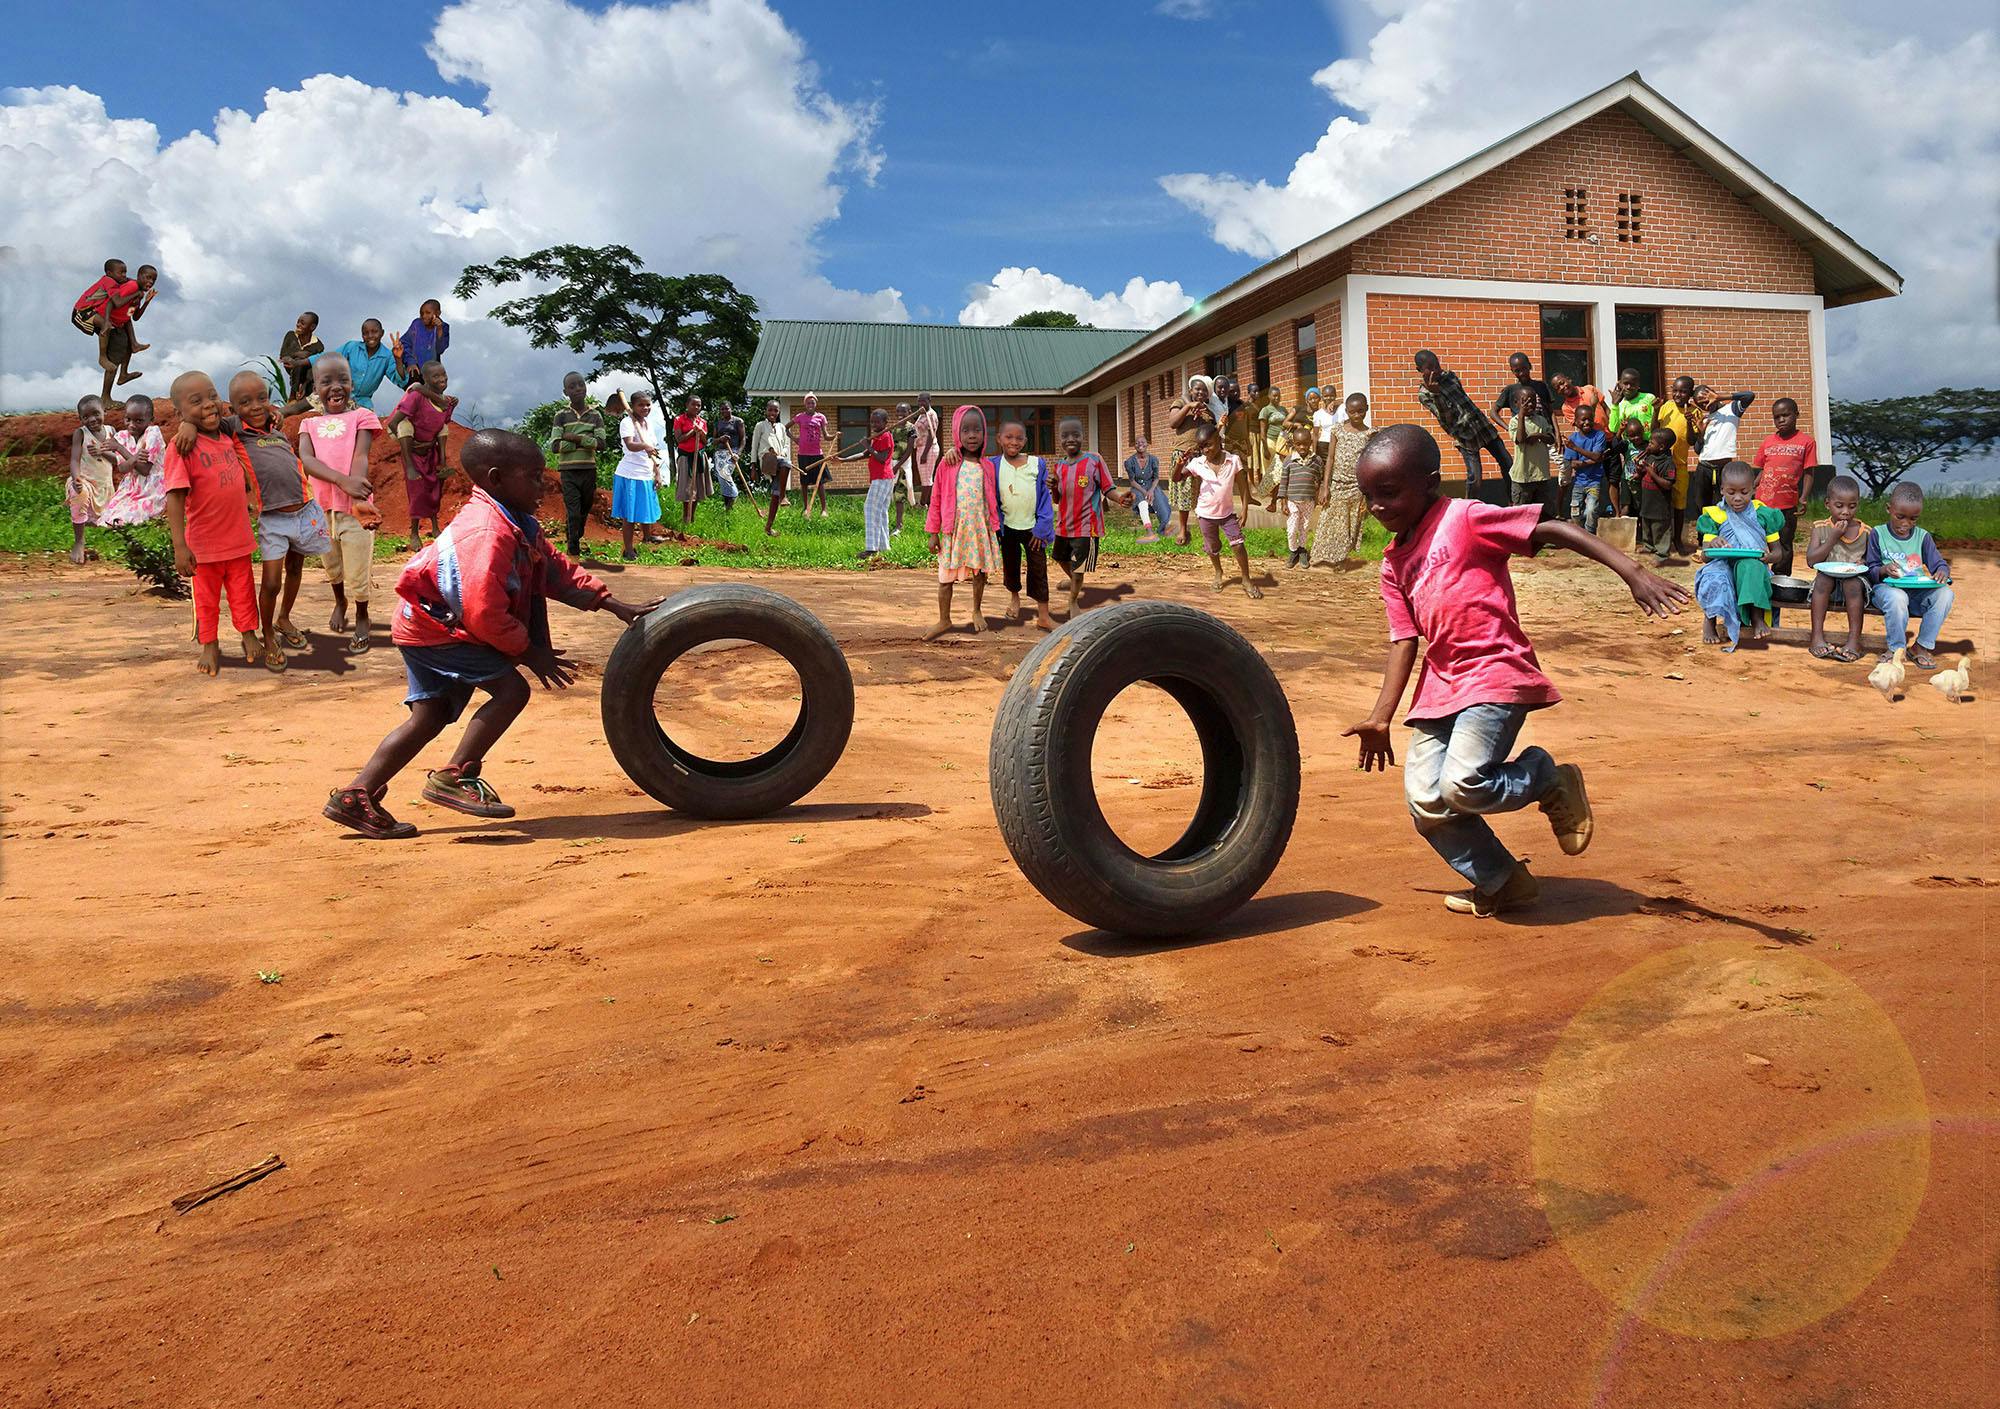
1155, 0, 1216, 17
958, 267, 1193, 330
0, 0, 904, 419
1158, 0, 2000, 398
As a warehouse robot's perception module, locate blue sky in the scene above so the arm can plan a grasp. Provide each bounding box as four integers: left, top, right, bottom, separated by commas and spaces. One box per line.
1, 0, 1348, 326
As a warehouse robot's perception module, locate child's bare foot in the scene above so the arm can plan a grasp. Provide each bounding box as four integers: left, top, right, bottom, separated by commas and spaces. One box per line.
131, 340, 150, 354
116, 371, 143, 386
329, 604, 348, 633
969, 613, 988, 634
1035, 608, 1056, 631
921, 620, 951, 641
197, 641, 221, 676
1065, 581, 1082, 616
1701, 617, 1720, 644
1243, 582, 1264, 600
241, 631, 263, 664
68, 542, 86, 565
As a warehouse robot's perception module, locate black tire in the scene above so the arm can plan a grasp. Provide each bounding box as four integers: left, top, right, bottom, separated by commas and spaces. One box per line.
601, 584, 854, 819
988, 601, 1300, 937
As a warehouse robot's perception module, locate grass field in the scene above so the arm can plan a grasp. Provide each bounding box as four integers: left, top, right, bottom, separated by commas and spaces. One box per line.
6, 473, 1993, 575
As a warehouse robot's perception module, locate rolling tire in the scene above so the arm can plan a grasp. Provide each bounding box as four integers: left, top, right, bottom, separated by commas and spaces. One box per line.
989, 601, 1300, 937
601, 584, 854, 819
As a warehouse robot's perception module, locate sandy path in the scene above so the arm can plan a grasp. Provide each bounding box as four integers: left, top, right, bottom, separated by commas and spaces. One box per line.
0, 547, 1992, 1407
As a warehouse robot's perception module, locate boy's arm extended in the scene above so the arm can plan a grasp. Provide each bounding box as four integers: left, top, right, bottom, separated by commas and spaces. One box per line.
1342, 638, 1419, 772
1529, 520, 1689, 617
165, 488, 194, 574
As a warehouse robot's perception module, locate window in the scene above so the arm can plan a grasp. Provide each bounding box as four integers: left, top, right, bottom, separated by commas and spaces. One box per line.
1613, 308, 1662, 398
1204, 346, 1236, 381
1616, 191, 1643, 243
1253, 333, 1271, 393
1141, 384, 1152, 440
982, 404, 1055, 454
1563, 186, 1589, 240
1294, 318, 1318, 392
1539, 304, 1592, 389
836, 405, 873, 459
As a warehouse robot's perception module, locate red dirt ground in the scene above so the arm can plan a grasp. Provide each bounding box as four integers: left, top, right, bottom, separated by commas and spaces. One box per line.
0, 548, 1992, 1407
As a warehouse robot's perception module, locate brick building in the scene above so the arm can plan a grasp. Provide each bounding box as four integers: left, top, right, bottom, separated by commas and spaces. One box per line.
749, 74, 1897, 486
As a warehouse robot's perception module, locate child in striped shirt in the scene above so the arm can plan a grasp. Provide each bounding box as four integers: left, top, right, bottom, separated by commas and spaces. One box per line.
1047, 416, 1131, 618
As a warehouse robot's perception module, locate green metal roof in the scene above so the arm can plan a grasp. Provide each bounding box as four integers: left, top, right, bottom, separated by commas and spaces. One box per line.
744, 320, 1148, 396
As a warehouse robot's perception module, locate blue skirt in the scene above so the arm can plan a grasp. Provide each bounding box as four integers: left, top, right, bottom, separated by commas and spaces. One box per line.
611, 475, 661, 525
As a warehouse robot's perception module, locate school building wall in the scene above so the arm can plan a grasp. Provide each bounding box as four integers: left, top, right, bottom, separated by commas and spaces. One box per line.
1093, 107, 1832, 475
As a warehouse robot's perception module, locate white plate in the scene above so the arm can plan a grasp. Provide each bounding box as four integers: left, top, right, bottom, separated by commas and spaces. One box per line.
1810, 561, 1868, 578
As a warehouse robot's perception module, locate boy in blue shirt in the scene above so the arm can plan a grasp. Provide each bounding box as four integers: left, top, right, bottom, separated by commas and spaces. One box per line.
1561, 407, 1609, 533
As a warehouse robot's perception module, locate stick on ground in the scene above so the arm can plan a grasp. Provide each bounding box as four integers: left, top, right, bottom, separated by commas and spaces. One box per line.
171, 1154, 285, 1214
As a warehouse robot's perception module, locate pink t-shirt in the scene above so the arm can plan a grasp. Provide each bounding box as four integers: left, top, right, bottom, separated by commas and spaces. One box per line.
299, 408, 384, 515
1380, 497, 1560, 722
1750, 431, 1816, 511
792, 411, 827, 456
1187, 452, 1241, 519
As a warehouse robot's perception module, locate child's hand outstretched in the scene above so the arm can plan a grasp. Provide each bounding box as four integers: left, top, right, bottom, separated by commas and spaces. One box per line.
522, 641, 577, 690
1627, 566, 1691, 619
605, 595, 665, 626
1342, 717, 1396, 772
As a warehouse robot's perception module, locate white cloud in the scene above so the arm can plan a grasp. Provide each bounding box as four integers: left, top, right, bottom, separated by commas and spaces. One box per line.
958, 267, 1192, 330
1155, 0, 1216, 17
1158, 0, 2000, 398
0, 0, 904, 420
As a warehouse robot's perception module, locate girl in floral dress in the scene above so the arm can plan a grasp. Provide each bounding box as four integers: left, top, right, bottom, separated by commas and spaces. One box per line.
1309, 392, 1372, 568
922, 405, 1001, 639
102, 394, 168, 526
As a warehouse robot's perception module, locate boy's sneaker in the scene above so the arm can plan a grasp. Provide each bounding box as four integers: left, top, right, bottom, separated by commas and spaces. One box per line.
423, 767, 516, 818
1540, 763, 1593, 855
1444, 862, 1539, 917
323, 787, 418, 839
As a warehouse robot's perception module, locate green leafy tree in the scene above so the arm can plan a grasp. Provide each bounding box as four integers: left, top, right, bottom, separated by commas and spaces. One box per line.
1829, 388, 2000, 497
454, 244, 760, 417
1009, 309, 1087, 329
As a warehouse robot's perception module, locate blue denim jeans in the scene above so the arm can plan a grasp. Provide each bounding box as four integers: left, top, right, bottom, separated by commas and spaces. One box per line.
1872, 582, 1954, 651
1404, 704, 1556, 893
1569, 482, 1602, 534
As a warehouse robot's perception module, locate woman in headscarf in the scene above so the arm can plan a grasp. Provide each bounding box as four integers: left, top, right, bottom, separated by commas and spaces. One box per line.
922, 405, 1002, 639
1163, 374, 1218, 546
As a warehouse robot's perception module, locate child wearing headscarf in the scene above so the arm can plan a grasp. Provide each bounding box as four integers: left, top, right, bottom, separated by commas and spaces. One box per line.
923, 405, 1002, 639
1164, 375, 1218, 546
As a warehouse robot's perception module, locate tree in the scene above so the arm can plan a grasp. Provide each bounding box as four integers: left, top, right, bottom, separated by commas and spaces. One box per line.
1009, 309, 1088, 329
1829, 388, 2000, 497
454, 244, 760, 417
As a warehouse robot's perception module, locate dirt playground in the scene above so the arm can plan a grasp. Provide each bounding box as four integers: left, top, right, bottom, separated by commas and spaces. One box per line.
0, 547, 1992, 1408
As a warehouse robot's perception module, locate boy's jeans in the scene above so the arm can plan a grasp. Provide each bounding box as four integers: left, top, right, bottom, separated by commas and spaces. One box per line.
1873, 582, 1955, 651
1569, 482, 1602, 534
1405, 704, 1556, 894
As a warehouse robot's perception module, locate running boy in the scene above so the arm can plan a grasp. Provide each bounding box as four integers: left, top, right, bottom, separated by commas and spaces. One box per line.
1174, 424, 1262, 600
324, 430, 661, 839
1343, 425, 1688, 916
162, 372, 264, 676
1804, 474, 1868, 662
1048, 417, 1130, 616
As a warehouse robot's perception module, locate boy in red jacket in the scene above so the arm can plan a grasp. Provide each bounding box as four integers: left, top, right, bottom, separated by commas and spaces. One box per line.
324, 429, 661, 838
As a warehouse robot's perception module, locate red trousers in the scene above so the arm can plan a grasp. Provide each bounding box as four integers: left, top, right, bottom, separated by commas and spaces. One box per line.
193, 555, 258, 643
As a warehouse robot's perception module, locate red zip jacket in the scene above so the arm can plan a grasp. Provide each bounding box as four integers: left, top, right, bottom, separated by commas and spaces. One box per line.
391, 487, 609, 654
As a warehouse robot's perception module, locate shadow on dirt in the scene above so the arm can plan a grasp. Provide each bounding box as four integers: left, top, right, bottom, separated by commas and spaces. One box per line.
1060, 888, 1379, 957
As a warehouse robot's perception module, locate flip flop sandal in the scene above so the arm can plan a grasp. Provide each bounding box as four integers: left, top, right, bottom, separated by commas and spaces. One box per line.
265, 646, 289, 673
1833, 647, 1861, 663
278, 626, 308, 651
1908, 648, 1938, 670
350, 625, 371, 654
1809, 643, 1840, 661
423, 768, 516, 818
323, 787, 417, 839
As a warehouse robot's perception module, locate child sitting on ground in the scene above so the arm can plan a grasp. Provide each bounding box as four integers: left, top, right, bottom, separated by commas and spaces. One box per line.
1342, 424, 1688, 917
1693, 461, 1784, 652
1048, 417, 1131, 617
161, 372, 264, 676
1804, 474, 1869, 662
1562, 408, 1609, 534
1270, 420, 1323, 568
102, 394, 168, 527
384, 360, 457, 546
67, 394, 137, 562
299, 356, 384, 652
991, 418, 1056, 630
1633, 425, 1678, 562
1173, 423, 1262, 600
324, 430, 661, 839
1863, 481, 1955, 670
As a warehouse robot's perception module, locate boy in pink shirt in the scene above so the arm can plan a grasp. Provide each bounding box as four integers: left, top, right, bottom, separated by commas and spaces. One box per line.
1343, 425, 1688, 917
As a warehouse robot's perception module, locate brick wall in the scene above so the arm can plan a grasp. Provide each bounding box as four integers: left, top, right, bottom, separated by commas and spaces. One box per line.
1658, 306, 1812, 454
1352, 108, 1816, 294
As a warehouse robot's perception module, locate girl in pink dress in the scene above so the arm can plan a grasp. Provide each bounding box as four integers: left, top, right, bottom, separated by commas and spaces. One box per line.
102, 394, 168, 526
923, 405, 1001, 640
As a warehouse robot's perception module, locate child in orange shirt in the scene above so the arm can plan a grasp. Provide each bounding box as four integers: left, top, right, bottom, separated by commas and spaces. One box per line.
162, 372, 263, 676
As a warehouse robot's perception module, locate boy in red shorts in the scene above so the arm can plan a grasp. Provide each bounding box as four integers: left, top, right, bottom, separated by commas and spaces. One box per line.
324, 430, 661, 839
162, 371, 263, 676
